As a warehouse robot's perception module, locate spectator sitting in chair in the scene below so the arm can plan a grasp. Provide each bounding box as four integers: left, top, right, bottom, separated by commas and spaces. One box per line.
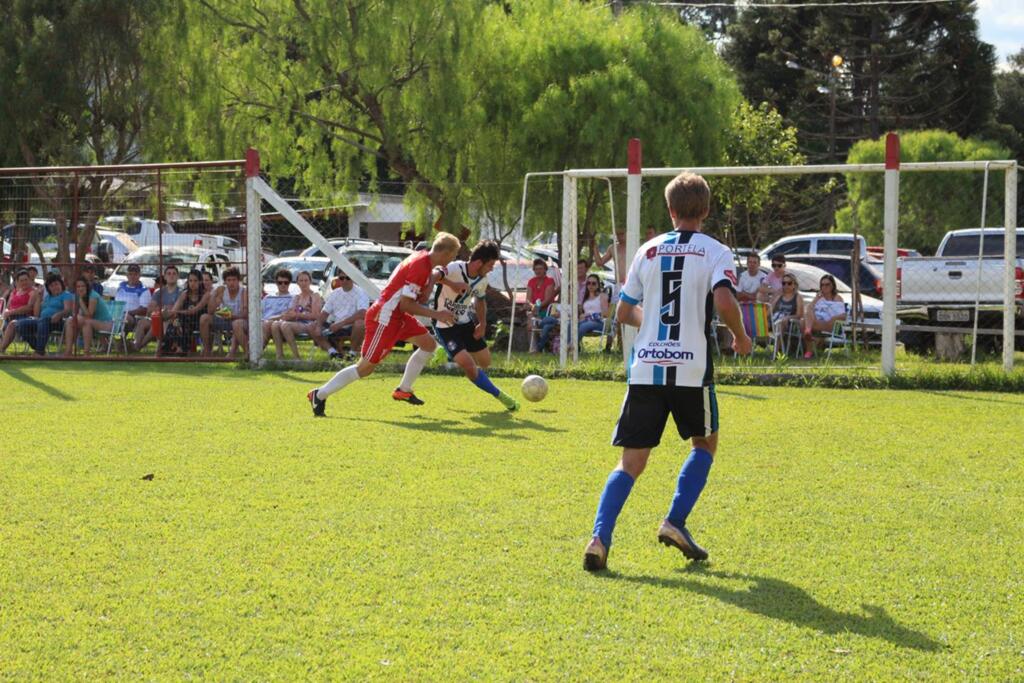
579, 275, 610, 340
62, 276, 113, 357
270, 270, 322, 360
201, 266, 248, 358
526, 258, 557, 353
26, 266, 42, 292
82, 263, 104, 295
763, 254, 787, 301
0, 269, 38, 353
802, 273, 846, 359
770, 273, 804, 353
114, 263, 151, 332
168, 269, 210, 355
260, 268, 294, 352
311, 271, 368, 361
736, 253, 766, 303
15, 273, 73, 355
133, 265, 180, 352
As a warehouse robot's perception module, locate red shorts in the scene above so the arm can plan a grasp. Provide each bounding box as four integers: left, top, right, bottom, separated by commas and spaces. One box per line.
362, 312, 428, 364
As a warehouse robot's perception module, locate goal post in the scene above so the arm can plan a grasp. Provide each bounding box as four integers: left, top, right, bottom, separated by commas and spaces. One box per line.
554, 136, 1019, 375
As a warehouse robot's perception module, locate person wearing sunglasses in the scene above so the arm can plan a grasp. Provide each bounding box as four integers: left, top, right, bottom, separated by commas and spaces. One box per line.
312, 271, 369, 361
260, 269, 295, 353
802, 273, 846, 358
579, 275, 610, 338
770, 274, 805, 355
763, 254, 787, 301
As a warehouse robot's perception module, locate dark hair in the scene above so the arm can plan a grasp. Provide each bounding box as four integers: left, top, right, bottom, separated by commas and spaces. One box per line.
186, 269, 205, 297
15, 268, 30, 281
74, 276, 93, 308
469, 240, 500, 264
532, 258, 547, 270
27, 266, 38, 274
819, 274, 839, 298
222, 266, 241, 281
582, 276, 604, 303
577, 258, 591, 268
44, 272, 65, 292
83, 263, 96, 273
164, 264, 179, 275
772, 254, 787, 265
275, 268, 293, 283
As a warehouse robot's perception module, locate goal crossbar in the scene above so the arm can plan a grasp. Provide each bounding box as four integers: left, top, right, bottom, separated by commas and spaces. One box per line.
564, 160, 1018, 179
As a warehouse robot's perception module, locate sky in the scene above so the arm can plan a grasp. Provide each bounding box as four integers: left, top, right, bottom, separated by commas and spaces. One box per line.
976, 0, 1023, 69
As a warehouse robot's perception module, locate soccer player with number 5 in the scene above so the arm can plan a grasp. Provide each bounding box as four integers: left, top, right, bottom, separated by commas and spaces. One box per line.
583, 172, 752, 571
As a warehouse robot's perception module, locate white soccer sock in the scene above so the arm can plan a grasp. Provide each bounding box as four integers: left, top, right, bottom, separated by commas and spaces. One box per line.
398, 348, 432, 392
317, 365, 360, 399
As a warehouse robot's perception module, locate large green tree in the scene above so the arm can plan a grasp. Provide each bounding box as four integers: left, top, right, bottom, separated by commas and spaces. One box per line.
0, 0, 159, 269
154, 0, 743, 244
838, 130, 1010, 253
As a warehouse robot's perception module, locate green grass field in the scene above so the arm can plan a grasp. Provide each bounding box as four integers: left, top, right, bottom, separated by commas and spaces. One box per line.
2, 363, 1023, 680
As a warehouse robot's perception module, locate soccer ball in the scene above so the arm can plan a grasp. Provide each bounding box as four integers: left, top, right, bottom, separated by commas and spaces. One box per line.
521, 374, 548, 402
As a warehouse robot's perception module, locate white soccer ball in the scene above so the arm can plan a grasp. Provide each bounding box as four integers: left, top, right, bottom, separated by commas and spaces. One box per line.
521, 374, 549, 402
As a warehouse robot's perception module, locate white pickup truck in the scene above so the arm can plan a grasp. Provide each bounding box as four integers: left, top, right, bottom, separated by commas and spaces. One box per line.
896, 228, 1024, 343
99, 217, 246, 268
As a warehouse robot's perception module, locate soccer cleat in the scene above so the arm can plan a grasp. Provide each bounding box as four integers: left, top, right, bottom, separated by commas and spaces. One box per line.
497, 391, 520, 412
657, 519, 708, 561
583, 536, 608, 572
307, 389, 326, 417
392, 388, 425, 405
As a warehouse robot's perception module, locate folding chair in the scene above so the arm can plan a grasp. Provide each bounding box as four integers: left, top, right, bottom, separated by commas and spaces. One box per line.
96, 300, 128, 355
771, 318, 804, 359
739, 302, 773, 354
823, 319, 851, 358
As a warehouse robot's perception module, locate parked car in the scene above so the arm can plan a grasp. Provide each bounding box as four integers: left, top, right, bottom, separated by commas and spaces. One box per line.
102, 246, 233, 298
261, 256, 330, 295
299, 237, 382, 258
895, 228, 1024, 351
98, 216, 245, 266
761, 233, 869, 261
781, 254, 885, 298
318, 243, 414, 299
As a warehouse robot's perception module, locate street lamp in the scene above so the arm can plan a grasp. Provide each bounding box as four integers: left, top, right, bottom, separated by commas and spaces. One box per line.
785, 54, 843, 163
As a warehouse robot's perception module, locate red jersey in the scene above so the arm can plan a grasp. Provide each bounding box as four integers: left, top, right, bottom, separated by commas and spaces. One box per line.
368, 251, 433, 326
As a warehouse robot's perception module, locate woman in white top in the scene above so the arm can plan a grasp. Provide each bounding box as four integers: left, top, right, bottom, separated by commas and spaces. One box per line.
801, 273, 846, 358
271, 270, 323, 360
578, 275, 610, 340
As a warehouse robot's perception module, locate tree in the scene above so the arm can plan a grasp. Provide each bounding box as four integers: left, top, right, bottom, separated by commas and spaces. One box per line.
0, 0, 159, 271
838, 130, 1010, 253
154, 1, 742, 248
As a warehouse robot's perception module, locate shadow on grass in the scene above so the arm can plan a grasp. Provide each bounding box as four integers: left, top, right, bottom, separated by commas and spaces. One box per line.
919, 390, 1024, 406
715, 389, 769, 401
331, 411, 563, 441
603, 567, 942, 652
0, 366, 75, 401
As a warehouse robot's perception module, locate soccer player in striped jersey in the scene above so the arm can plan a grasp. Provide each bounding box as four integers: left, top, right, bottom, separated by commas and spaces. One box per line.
307, 233, 460, 417
431, 240, 519, 412
583, 172, 752, 571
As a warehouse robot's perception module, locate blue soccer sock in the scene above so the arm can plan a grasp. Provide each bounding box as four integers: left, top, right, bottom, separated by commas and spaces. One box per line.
471, 369, 501, 397
666, 448, 713, 529
592, 469, 635, 548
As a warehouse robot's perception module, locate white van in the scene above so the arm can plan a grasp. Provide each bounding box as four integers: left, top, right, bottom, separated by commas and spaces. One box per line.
761, 233, 869, 261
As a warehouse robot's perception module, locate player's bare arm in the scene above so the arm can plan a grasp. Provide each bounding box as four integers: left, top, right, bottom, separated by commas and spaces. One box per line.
714, 287, 752, 355
473, 298, 486, 339
615, 300, 643, 328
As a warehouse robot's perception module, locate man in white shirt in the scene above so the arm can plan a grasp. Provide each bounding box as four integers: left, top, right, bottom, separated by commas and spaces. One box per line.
311, 272, 369, 360
114, 264, 151, 330
583, 171, 751, 572
736, 253, 765, 303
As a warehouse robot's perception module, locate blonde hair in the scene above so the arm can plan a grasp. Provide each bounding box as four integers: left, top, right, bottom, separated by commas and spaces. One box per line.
431, 231, 461, 254
664, 172, 711, 221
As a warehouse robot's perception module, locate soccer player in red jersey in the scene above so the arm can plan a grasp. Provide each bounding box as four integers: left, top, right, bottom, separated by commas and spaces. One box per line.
307, 233, 460, 417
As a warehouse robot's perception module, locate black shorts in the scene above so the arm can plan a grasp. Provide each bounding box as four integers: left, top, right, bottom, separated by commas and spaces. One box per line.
611, 384, 719, 448
325, 324, 353, 341
434, 321, 487, 360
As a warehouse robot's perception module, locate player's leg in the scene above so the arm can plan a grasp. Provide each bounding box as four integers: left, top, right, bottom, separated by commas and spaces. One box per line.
308, 316, 385, 416
585, 386, 669, 571
394, 330, 435, 404
659, 385, 719, 561
461, 339, 517, 411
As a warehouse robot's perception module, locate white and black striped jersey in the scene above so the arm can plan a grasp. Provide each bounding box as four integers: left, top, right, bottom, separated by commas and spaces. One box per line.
431, 260, 489, 329
619, 230, 737, 387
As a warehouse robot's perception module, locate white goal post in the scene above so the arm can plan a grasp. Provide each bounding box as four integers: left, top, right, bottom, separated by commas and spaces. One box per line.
551, 135, 1018, 375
